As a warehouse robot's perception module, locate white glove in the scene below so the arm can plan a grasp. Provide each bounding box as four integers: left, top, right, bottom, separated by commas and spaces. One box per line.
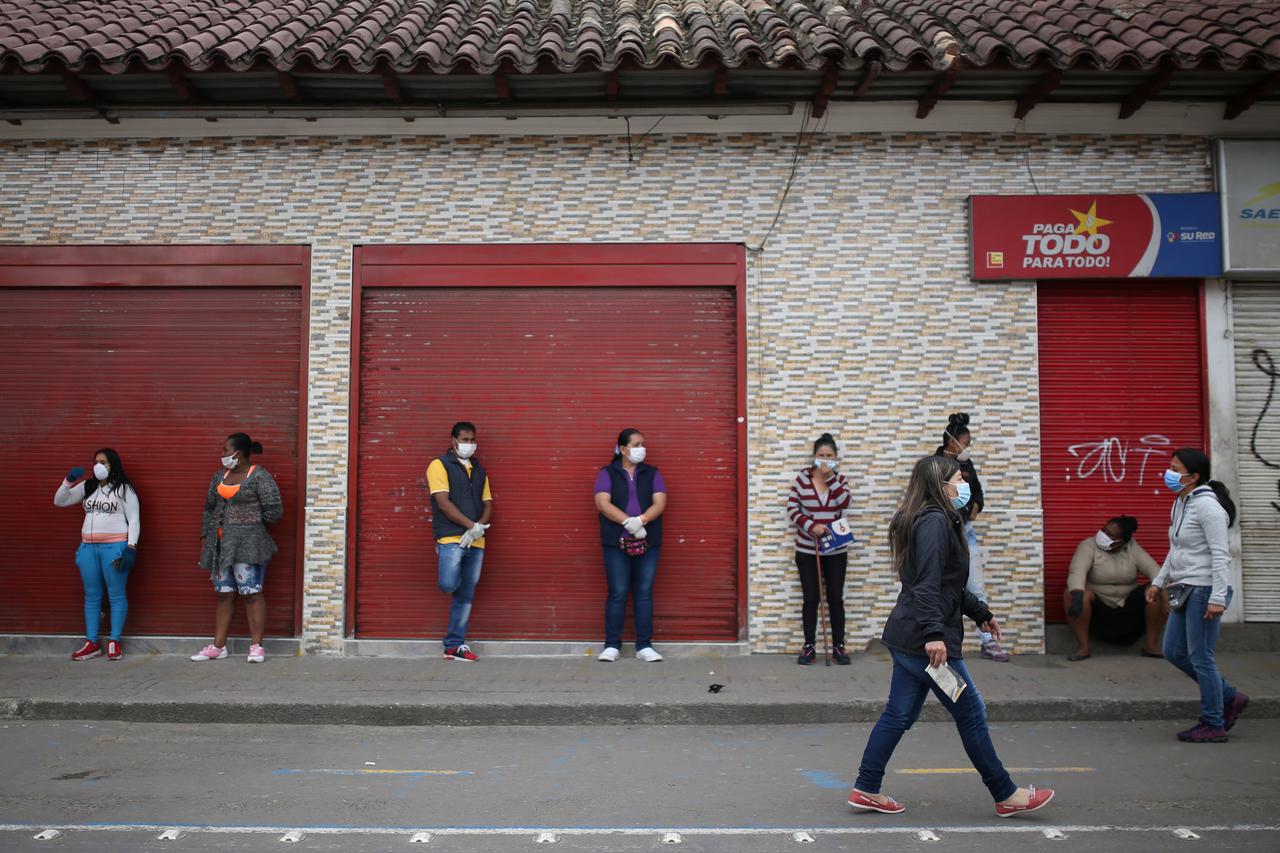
459, 522, 489, 549
633, 526, 648, 540
622, 516, 645, 535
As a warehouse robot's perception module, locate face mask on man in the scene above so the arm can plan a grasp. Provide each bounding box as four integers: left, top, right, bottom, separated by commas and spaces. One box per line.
93, 462, 110, 481
455, 443, 477, 460
1095, 530, 1116, 551
813, 458, 838, 471
221, 453, 239, 470
950, 480, 971, 510
1163, 469, 1187, 493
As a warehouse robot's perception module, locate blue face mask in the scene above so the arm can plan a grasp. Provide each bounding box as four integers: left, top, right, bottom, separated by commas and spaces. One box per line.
1163, 469, 1187, 493
950, 480, 971, 510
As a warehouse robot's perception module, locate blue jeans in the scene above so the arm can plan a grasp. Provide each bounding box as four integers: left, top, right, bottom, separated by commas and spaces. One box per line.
1163, 585, 1237, 729
75, 542, 133, 643
603, 544, 660, 650
437, 543, 484, 649
855, 650, 1017, 802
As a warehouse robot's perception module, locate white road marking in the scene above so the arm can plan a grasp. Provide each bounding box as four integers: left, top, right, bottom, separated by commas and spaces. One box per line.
1, 823, 1278, 837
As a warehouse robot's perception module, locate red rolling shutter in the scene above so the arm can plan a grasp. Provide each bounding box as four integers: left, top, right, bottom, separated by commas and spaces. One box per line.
0, 246, 306, 637
1038, 280, 1205, 622
353, 245, 744, 641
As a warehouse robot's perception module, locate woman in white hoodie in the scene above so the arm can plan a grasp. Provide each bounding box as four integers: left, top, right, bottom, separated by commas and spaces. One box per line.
54, 448, 140, 661
1147, 448, 1247, 743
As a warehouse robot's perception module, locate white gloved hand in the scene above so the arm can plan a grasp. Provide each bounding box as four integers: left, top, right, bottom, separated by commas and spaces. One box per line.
622, 516, 645, 535
458, 522, 489, 549
633, 526, 648, 540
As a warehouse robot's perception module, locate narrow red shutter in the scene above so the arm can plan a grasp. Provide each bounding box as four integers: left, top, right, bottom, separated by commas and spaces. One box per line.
0, 247, 305, 637
354, 246, 742, 641
1038, 280, 1205, 621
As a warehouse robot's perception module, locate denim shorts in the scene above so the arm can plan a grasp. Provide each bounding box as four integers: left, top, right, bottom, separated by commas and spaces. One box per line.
211, 562, 266, 595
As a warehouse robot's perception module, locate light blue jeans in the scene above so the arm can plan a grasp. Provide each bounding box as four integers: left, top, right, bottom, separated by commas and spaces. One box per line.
437, 542, 484, 649
1163, 585, 1237, 729
75, 541, 133, 643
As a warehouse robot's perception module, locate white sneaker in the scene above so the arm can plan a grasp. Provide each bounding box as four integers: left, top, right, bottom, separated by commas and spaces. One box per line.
635, 647, 663, 662
597, 647, 620, 662
247, 644, 266, 663
190, 644, 227, 661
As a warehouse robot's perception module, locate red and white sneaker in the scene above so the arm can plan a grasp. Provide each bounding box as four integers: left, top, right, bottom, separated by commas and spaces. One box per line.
190, 644, 228, 662
71, 640, 101, 661
106, 640, 123, 661
848, 789, 906, 814
995, 785, 1055, 818
443, 644, 479, 662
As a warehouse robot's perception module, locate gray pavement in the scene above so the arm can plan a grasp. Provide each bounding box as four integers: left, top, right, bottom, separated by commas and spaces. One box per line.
1, 720, 1277, 852
1, 650, 1278, 725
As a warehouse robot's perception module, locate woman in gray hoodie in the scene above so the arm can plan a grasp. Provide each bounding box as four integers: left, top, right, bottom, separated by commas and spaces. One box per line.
1147, 448, 1248, 743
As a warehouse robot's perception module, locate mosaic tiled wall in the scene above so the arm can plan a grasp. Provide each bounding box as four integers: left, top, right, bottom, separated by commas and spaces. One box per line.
0, 132, 1211, 653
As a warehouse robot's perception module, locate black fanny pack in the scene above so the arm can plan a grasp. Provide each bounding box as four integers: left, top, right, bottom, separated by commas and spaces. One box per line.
1166, 583, 1193, 612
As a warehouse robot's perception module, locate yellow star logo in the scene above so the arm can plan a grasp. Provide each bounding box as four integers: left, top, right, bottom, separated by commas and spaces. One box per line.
1069, 200, 1113, 236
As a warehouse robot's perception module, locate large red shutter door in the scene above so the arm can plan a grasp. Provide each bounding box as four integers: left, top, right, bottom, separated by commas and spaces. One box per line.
0, 247, 306, 637
354, 246, 743, 641
1038, 280, 1205, 622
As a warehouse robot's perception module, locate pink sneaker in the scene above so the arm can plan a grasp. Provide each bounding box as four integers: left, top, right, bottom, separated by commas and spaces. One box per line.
190, 644, 227, 661
247, 644, 266, 663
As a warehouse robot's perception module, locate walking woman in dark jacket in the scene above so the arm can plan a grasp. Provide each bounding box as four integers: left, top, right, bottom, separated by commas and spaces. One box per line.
848, 454, 1053, 818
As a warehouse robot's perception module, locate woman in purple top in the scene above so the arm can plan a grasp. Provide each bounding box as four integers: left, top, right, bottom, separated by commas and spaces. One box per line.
593, 428, 668, 662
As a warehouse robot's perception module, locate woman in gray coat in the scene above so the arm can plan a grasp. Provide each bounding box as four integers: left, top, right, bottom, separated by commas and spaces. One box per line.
191, 433, 283, 664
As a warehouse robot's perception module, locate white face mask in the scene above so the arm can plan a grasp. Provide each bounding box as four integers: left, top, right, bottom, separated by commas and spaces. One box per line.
93, 462, 110, 481
455, 442, 477, 460
627, 446, 647, 464
955, 446, 972, 462
221, 453, 239, 470
813, 458, 838, 471
1095, 530, 1115, 551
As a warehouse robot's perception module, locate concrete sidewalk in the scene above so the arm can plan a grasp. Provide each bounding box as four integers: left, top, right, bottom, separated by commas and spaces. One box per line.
2, 649, 1277, 726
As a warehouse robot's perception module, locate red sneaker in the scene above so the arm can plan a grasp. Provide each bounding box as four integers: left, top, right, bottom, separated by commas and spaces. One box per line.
847, 789, 906, 814
71, 640, 101, 661
995, 785, 1055, 818
443, 644, 479, 662
106, 640, 123, 661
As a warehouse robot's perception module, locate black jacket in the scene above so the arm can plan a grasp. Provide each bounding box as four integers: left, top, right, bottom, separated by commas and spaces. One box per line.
880, 505, 993, 659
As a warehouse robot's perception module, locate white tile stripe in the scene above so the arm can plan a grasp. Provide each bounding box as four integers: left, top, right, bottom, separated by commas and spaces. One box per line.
5, 823, 1279, 836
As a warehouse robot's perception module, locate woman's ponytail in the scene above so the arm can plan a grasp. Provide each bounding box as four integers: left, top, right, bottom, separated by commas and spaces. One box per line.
1207, 480, 1238, 528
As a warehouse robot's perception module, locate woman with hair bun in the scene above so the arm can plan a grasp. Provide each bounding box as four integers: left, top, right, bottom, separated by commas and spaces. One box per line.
1147, 448, 1249, 743
786, 433, 852, 665
935, 413, 1008, 661
1063, 514, 1168, 661
191, 432, 283, 664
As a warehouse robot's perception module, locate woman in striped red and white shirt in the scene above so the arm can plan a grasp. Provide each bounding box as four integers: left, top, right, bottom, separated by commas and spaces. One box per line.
787, 433, 853, 665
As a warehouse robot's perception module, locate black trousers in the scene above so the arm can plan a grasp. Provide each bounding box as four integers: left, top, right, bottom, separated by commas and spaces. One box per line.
796, 550, 847, 647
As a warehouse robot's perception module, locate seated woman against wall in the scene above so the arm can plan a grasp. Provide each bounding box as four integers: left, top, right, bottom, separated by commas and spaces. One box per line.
1063, 515, 1168, 662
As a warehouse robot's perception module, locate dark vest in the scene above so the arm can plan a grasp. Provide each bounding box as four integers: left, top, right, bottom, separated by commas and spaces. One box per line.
430, 450, 487, 540
598, 461, 663, 548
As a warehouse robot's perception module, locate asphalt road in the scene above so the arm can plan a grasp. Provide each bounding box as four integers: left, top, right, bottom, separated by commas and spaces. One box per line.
1, 719, 1277, 852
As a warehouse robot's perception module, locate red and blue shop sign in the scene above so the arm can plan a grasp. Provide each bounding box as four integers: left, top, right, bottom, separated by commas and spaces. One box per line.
969, 193, 1222, 281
